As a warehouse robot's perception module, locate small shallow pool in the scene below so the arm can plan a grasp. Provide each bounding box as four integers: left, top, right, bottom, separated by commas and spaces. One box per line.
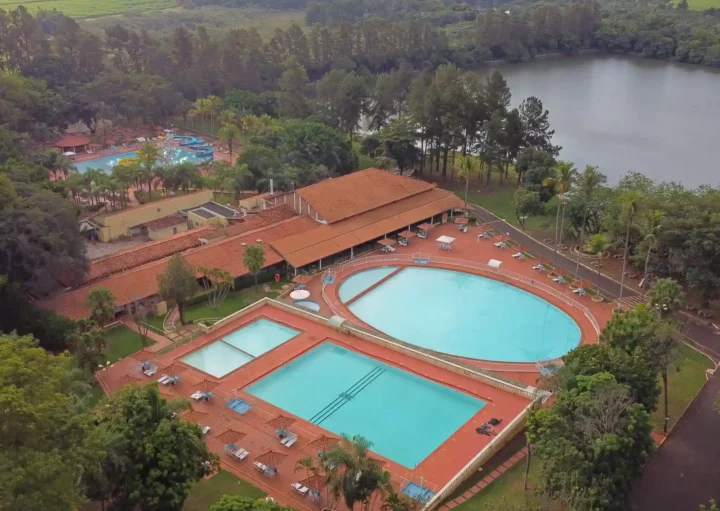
344, 267, 581, 363
294, 299, 321, 312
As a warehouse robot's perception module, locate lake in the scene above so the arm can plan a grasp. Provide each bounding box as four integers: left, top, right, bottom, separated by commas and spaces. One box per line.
475, 54, 720, 187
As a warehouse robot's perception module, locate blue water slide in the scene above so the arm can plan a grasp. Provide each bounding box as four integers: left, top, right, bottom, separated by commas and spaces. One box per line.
173, 136, 214, 162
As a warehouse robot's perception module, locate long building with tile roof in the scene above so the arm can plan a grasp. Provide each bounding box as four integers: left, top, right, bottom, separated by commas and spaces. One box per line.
43, 169, 463, 320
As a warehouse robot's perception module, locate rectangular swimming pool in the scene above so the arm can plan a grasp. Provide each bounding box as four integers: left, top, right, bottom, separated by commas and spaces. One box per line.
182, 318, 300, 378
246, 342, 485, 467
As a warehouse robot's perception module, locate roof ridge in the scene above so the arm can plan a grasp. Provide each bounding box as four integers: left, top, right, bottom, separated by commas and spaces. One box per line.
90, 227, 209, 264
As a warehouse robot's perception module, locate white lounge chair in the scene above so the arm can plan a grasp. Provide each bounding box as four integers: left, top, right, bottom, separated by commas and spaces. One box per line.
190, 391, 204, 400
399, 239, 408, 247
254, 461, 268, 472
201, 426, 211, 435
158, 375, 171, 384
572, 288, 587, 295
533, 264, 546, 271
494, 241, 507, 249
285, 436, 297, 448
232, 449, 249, 461
143, 365, 158, 377
418, 232, 427, 239
292, 483, 309, 496
512, 252, 525, 259
386, 245, 396, 252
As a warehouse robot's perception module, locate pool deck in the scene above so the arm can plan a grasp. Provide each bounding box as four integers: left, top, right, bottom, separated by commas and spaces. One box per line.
302, 222, 615, 387
97, 302, 531, 510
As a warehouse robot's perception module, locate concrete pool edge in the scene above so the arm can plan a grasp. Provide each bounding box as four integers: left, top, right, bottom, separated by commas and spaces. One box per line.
325, 258, 601, 372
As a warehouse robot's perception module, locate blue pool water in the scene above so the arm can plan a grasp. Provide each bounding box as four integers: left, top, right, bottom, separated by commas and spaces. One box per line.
338, 266, 398, 302
246, 342, 485, 467
347, 267, 581, 362
182, 318, 300, 377
73, 147, 202, 174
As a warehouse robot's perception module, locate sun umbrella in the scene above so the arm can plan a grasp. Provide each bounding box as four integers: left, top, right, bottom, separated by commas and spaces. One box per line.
290, 289, 311, 300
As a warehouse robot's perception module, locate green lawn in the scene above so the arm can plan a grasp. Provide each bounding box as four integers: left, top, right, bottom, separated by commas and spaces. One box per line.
143, 314, 167, 332
675, 0, 720, 9
103, 324, 155, 362
354, 142, 377, 170
182, 282, 286, 324
183, 470, 265, 511
650, 342, 714, 431
454, 184, 558, 239
0, 0, 174, 19
454, 459, 550, 511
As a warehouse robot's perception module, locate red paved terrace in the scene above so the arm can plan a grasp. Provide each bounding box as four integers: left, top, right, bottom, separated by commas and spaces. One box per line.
298, 222, 614, 387
97, 301, 533, 511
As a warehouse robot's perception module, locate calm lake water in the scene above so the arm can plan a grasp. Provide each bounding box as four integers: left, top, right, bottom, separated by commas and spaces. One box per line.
475, 54, 720, 187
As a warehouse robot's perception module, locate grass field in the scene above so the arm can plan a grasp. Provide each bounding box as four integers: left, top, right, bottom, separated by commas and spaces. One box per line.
455, 460, 550, 511
183, 470, 265, 511
80, 7, 305, 37
182, 281, 285, 324
1, 0, 175, 19
676, 0, 720, 9
650, 342, 713, 431
353, 142, 378, 170
103, 324, 155, 362
453, 183, 558, 239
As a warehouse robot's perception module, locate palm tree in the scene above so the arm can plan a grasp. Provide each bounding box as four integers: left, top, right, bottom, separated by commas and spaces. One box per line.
574, 165, 605, 275
189, 98, 211, 129
218, 122, 242, 162
207, 95, 223, 133
322, 434, 386, 511
544, 161, 577, 263
648, 278, 685, 319
455, 155, 480, 214
640, 209, 663, 296
243, 245, 266, 294
585, 233, 612, 276
617, 191, 643, 310
41, 148, 74, 179
294, 456, 317, 481
135, 142, 160, 192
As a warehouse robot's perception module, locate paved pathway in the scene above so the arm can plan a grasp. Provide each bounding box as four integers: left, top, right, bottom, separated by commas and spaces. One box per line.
466, 204, 720, 509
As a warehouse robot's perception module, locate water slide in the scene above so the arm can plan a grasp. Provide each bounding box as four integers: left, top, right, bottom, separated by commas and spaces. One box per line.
173, 136, 214, 162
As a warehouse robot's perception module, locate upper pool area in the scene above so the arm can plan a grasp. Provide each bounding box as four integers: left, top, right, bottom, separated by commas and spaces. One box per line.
338, 266, 398, 302
246, 342, 485, 467
343, 267, 581, 363
73, 146, 203, 174
181, 318, 300, 378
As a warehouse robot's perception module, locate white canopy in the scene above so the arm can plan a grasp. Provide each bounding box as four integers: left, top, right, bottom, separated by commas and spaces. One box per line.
436, 235, 456, 244
290, 289, 311, 300
63, 151, 76, 157
488, 259, 502, 268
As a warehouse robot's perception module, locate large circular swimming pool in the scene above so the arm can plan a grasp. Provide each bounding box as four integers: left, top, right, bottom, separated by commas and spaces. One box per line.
339, 266, 581, 363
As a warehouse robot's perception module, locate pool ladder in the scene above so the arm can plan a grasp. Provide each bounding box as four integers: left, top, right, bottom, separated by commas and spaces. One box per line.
309, 366, 386, 426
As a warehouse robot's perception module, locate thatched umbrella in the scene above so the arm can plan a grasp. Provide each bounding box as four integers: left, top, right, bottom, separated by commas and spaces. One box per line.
181, 410, 209, 424
266, 414, 296, 431
254, 450, 288, 469
299, 474, 327, 492
117, 375, 141, 387
160, 362, 188, 377
215, 429, 246, 445
309, 435, 339, 453
196, 379, 220, 394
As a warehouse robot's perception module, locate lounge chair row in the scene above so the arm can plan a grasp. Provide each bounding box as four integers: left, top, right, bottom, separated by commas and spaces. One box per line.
158, 375, 180, 385
191, 390, 213, 401
254, 461, 277, 477
291, 482, 321, 501
227, 446, 250, 461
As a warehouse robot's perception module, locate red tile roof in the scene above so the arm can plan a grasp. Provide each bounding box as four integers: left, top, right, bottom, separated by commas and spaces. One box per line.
271, 188, 462, 268
297, 168, 434, 224
84, 227, 212, 284
144, 215, 188, 231
224, 205, 297, 237
41, 216, 318, 320
55, 136, 90, 148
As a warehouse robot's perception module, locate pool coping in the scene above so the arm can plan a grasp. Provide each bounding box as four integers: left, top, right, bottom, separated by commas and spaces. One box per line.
323, 256, 601, 373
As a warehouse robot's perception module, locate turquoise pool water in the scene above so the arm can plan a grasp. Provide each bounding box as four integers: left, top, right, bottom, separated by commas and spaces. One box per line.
246, 342, 485, 467
182, 318, 300, 377
347, 267, 581, 363
73, 147, 201, 174
338, 266, 398, 302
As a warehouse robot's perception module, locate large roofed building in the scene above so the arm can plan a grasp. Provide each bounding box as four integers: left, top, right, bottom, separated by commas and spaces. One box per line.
269, 168, 464, 271
42, 169, 463, 320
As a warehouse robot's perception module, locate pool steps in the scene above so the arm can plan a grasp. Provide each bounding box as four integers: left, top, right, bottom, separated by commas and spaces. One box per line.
343, 267, 406, 307
309, 365, 386, 425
